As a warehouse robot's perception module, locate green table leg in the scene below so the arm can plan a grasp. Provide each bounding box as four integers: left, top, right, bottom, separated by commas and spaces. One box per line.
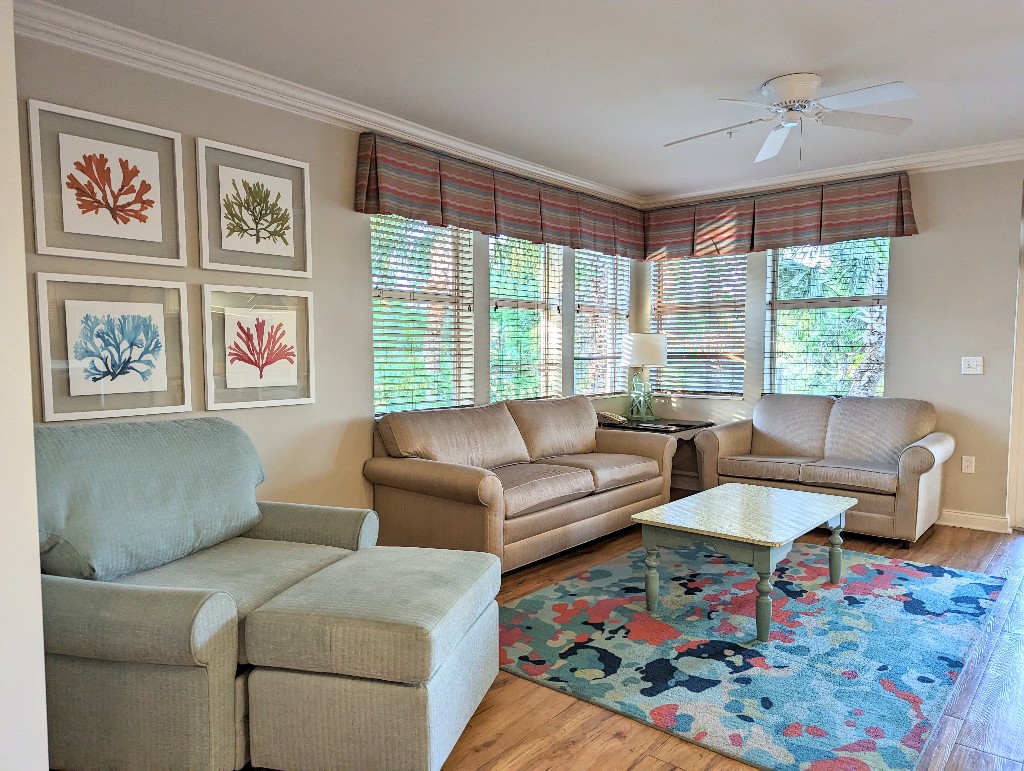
645, 546, 659, 612
755, 571, 773, 642
829, 525, 844, 584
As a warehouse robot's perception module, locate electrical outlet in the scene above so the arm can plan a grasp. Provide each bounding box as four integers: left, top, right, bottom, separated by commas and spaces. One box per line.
961, 357, 984, 375
961, 455, 976, 474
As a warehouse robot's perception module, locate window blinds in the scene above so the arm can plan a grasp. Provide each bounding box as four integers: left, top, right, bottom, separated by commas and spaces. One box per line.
574, 249, 630, 395
371, 214, 474, 413
650, 253, 747, 395
765, 238, 888, 397
489, 236, 563, 400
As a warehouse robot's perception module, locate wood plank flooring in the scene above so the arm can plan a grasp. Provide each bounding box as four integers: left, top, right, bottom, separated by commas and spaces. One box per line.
445, 524, 1024, 770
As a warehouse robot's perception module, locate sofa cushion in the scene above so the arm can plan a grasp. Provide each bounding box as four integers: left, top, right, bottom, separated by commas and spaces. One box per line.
506, 396, 598, 460
35, 417, 266, 581
544, 453, 660, 492
801, 458, 899, 494
245, 546, 500, 684
376, 402, 529, 468
824, 396, 936, 464
718, 454, 818, 483
491, 463, 595, 518
112, 536, 349, 664
750, 394, 834, 458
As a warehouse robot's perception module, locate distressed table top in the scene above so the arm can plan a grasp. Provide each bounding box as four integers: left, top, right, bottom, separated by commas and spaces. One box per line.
631, 483, 858, 547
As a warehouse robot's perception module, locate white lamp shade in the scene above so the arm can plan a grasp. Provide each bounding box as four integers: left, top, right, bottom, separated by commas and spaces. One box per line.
624, 333, 668, 367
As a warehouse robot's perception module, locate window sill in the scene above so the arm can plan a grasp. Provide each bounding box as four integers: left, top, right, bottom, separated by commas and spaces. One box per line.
653, 393, 744, 401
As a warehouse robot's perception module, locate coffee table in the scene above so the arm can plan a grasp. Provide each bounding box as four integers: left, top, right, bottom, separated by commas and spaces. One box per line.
631, 483, 857, 642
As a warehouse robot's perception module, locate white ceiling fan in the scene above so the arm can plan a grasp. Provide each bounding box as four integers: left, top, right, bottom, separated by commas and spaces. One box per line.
665, 73, 916, 163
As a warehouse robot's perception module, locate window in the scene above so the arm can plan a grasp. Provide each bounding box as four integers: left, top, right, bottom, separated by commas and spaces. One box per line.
650, 254, 747, 395
371, 215, 474, 413
489, 236, 563, 400
765, 237, 889, 396
574, 249, 630, 395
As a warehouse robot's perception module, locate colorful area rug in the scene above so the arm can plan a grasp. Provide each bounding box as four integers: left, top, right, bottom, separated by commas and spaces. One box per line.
499, 543, 1003, 770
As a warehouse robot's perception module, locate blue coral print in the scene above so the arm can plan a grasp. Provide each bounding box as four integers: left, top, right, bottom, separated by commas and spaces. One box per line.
74, 313, 163, 383
499, 543, 1002, 771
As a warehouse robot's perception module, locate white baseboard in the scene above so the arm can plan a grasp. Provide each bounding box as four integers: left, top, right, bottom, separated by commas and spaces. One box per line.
937, 509, 1012, 534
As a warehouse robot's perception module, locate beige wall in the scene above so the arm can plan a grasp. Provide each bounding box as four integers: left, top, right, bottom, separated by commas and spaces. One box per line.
17, 37, 375, 507
1, 2, 49, 767
658, 162, 1024, 521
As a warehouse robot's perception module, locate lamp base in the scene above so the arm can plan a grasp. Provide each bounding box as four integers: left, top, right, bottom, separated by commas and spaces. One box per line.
628, 373, 657, 420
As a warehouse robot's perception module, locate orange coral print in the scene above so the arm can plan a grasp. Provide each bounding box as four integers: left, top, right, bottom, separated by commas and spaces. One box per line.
64, 153, 156, 225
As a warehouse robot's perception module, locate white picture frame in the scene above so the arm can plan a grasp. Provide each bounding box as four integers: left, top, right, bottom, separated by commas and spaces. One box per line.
28, 100, 186, 266
197, 139, 312, 278
37, 273, 191, 421
202, 284, 315, 410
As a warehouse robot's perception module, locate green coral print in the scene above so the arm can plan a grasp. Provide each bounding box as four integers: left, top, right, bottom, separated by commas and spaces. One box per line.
222, 178, 291, 245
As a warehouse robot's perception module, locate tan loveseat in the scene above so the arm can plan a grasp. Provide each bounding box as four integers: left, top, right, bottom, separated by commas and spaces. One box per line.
363, 396, 677, 571
694, 394, 955, 545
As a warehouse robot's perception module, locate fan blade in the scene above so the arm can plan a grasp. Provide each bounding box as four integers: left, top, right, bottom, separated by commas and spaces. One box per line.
816, 81, 916, 110
719, 98, 775, 112
754, 123, 792, 163
818, 110, 912, 134
663, 118, 771, 148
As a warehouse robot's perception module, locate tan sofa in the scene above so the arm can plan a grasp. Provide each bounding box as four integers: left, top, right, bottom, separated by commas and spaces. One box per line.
363, 396, 677, 571
694, 394, 955, 545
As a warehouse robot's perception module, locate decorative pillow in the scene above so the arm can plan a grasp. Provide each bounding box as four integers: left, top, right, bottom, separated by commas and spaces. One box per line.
506, 396, 598, 460
35, 417, 265, 581
377, 402, 530, 468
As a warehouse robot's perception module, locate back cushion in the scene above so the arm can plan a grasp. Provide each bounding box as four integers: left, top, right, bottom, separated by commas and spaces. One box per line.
825, 396, 937, 464
377, 402, 530, 468
35, 417, 265, 581
506, 396, 598, 460
750, 394, 835, 457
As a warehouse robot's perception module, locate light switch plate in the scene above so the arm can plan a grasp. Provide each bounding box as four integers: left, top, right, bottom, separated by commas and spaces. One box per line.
961, 356, 984, 375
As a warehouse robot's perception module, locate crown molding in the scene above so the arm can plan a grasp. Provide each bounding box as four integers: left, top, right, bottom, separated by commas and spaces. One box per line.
14, 1, 1024, 212
12, 0, 645, 207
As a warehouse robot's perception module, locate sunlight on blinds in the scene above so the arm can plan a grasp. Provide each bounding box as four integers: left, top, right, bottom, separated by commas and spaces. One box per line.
574, 249, 630, 395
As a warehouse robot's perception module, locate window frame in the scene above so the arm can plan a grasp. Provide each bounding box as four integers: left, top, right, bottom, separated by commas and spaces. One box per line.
572, 248, 631, 396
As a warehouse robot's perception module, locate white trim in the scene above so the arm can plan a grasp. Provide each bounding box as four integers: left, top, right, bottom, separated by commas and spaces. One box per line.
202, 284, 315, 411
36, 272, 191, 421
937, 509, 1013, 534
196, 138, 313, 278
19, 2, 1024, 211
28, 99, 187, 265
1006, 182, 1024, 530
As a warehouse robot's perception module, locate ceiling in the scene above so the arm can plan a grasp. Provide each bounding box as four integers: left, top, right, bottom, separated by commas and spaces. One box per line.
29, 0, 1024, 203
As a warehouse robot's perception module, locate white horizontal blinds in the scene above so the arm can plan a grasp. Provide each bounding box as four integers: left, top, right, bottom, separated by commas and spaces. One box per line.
574, 249, 630, 395
765, 237, 889, 397
371, 214, 474, 413
650, 254, 746, 395
489, 236, 563, 400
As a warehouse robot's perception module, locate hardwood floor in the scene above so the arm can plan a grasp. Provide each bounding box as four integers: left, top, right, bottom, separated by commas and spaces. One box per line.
445, 524, 1024, 770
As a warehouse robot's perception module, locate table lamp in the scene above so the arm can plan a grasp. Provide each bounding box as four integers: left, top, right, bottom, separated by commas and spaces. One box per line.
624, 332, 667, 420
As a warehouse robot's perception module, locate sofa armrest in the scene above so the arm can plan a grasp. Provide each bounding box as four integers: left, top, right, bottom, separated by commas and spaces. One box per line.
42, 575, 237, 666
895, 432, 955, 541
363, 456, 504, 508
693, 419, 754, 489
899, 431, 955, 476
249, 501, 378, 550
595, 428, 676, 463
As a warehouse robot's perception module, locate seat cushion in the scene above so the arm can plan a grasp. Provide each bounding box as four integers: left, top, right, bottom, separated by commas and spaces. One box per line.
376, 401, 529, 468
718, 454, 819, 483
506, 396, 598, 460
749, 394, 835, 458
35, 417, 265, 581
801, 458, 899, 494
112, 536, 349, 664
491, 463, 595, 518
245, 546, 500, 684
824, 396, 936, 464
544, 453, 660, 492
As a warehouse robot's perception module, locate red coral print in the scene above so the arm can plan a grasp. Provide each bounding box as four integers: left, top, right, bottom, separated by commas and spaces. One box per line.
227, 317, 296, 378
65, 153, 155, 225
808, 760, 872, 771
624, 615, 679, 645
650, 704, 679, 729
835, 739, 877, 752
880, 678, 926, 720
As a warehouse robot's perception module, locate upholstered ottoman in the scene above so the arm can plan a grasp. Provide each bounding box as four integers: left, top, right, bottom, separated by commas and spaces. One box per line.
245, 546, 500, 770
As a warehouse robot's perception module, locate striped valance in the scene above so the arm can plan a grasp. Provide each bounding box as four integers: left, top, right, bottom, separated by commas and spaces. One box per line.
645, 172, 917, 260
355, 131, 917, 261
355, 133, 645, 260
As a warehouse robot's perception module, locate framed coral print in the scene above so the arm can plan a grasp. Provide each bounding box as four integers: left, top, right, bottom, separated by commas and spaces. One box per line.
203, 284, 314, 409
197, 139, 312, 277
36, 273, 191, 421
28, 101, 186, 266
